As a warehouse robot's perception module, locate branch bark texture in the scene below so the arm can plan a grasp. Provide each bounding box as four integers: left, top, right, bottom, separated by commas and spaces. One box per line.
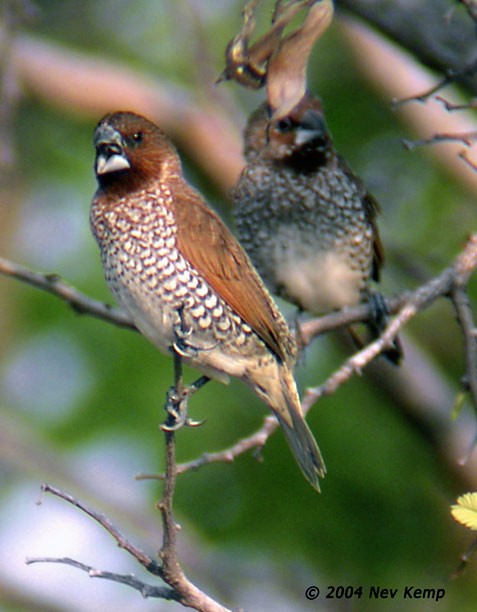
337, 0, 477, 95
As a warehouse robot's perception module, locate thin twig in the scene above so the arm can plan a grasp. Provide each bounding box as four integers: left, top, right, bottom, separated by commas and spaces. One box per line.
302, 302, 418, 409
460, 149, 477, 172
402, 132, 477, 151
33, 484, 162, 575
25, 557, 176, 600
451, 536, 477, 579
27, 355, 236, 611
392, 58, 477, 108
28, 467, 232, 609
138, 415, 279, 479
458, 151, 477, 172
392, 74, 456, 107
436, 95, 477, 112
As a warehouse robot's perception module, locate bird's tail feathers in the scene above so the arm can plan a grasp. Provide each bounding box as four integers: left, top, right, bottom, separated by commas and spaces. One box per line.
275, 368, 326, 492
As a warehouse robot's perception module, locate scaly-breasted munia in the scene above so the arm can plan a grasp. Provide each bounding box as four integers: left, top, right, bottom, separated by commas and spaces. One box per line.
233, 93, 401, 362
90, 111, 325, 490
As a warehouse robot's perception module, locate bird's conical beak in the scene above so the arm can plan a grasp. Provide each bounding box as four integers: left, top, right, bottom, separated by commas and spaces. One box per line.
94, 124, 131, 175
294, 110, 328, 146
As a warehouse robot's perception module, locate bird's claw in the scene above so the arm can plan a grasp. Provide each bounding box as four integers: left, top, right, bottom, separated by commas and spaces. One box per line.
161, 384, 206, 431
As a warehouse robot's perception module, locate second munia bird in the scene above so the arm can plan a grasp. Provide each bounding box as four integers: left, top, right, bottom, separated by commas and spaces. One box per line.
90, 111, 325, 491
233, 93, 401, 362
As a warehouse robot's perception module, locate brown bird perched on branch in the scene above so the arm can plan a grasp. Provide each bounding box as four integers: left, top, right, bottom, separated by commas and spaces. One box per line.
90, 111, 325, 490
233, 93, 401, 363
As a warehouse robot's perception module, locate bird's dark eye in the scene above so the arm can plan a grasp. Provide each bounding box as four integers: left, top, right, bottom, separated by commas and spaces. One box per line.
276, 118, 293, 133
132, 131, 143, 143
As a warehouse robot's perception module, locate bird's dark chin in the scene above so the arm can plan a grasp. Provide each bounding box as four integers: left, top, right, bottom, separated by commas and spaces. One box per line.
286, 144, 328, 172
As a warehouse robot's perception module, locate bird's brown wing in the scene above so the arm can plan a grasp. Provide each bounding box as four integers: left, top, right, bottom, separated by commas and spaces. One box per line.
173, 186, 290, 362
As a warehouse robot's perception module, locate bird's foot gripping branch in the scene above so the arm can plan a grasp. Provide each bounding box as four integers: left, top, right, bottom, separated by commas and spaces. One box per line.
162, 348, 209, 432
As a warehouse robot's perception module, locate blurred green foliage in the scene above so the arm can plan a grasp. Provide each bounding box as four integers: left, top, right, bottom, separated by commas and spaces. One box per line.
1, 1, 477, 610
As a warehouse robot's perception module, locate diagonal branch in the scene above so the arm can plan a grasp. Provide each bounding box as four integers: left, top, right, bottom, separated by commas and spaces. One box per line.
0, 253, 413, 346
303, 234, 477, 410
0, 256, 135, 330
3, 235, 477, 479
30, 484, 163, 575
140, 234, 477, 477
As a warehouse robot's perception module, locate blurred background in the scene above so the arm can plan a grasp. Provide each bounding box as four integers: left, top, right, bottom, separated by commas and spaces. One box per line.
1, 1, 477, 610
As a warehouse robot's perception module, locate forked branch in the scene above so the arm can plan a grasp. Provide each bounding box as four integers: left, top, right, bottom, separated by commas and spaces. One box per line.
26, 352, 233, 612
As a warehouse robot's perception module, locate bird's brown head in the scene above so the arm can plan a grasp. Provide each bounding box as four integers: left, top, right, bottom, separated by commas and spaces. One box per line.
244, 93, 332, 168
94, 111, 181, 194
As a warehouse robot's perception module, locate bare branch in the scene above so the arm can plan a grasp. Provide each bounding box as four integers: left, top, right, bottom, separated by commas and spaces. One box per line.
402, 132, 477, 150
451, 536, 477, 579
0, 256, 136, 331
26, 557, 176, 600
451, 233, 477, 415
451, 285, 477, 415
392, 74, 459, 108
35, 484, 162, 575
134, 235, 477, 480
28, 375, 234, 612
299, 294, 411, 346
436, 95, 477, 112
391, 59, 477, 109
302, 301, 419, 409
138, 415, 279, 479
302, 234, 477, 410
340, 19, 477, 196
136, 236, 477, 479
4, 234, 477, 482
337, 0, 477, 96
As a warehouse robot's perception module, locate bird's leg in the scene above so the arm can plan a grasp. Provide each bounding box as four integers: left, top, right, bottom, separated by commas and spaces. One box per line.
368, 292, 403, 364
368, 291, 388, 332
171, 304, 198, 358
161, 307, 210, 431
161, 362, 209, 430
171, 304, 218, 358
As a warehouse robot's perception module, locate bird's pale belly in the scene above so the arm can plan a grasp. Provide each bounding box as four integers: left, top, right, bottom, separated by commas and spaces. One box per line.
102, 246, 262, 384
275, 249, 363, 313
